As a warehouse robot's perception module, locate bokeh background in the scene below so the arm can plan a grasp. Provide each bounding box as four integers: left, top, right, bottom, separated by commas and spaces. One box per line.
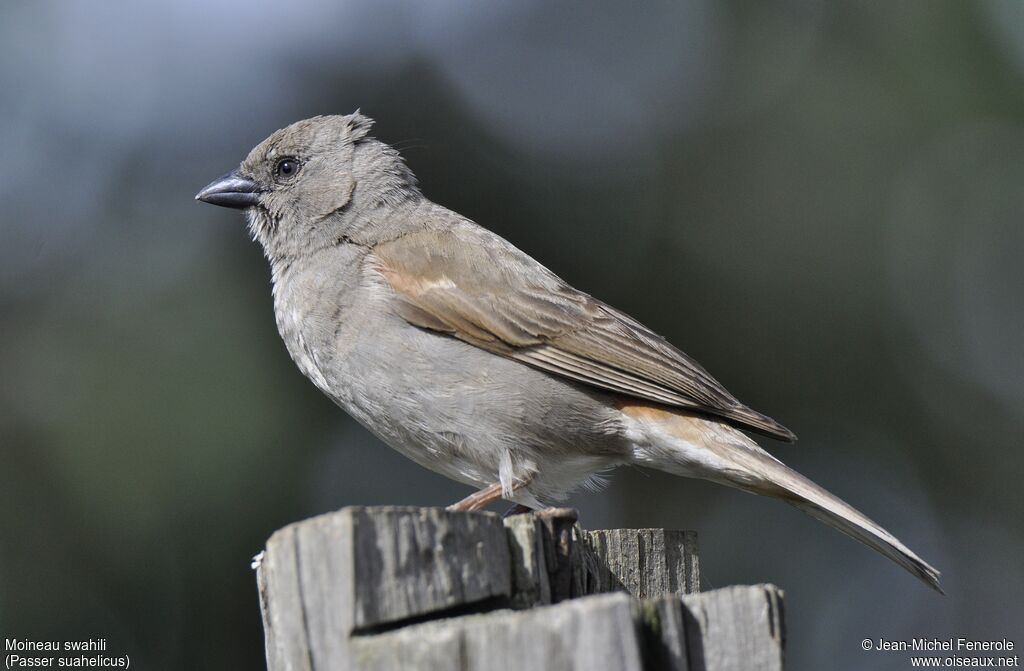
2, 1, 1022, 669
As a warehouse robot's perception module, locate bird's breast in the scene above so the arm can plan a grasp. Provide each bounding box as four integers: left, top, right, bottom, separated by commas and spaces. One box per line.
269, 246, 370, 397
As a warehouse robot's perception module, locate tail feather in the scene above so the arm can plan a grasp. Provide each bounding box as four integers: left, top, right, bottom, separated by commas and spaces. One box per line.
714, 443, 942, 593
626, 405, 943, 592
787, 496, 942, 592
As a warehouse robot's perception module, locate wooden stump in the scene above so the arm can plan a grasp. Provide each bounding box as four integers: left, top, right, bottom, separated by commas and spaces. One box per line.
256, 506, 784, 670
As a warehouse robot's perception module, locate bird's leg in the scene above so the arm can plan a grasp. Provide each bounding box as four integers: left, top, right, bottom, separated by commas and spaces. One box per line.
446, 484, 502, 512
447, 477, 531, 513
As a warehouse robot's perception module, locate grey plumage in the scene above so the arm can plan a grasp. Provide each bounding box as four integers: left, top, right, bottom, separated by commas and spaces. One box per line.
196, 113, 941, 592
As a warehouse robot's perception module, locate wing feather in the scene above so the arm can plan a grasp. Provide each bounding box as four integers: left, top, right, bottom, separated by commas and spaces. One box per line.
371, 225, 796, 441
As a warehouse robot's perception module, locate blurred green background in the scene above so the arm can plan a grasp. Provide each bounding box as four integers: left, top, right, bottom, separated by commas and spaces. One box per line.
2, 1, 1022, 669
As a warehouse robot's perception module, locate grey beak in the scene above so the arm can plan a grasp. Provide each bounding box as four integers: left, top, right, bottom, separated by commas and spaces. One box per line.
195, 169, 262, 209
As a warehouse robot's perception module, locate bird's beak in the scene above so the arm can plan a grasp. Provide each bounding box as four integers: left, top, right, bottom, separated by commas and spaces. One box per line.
195, 169, 262, 209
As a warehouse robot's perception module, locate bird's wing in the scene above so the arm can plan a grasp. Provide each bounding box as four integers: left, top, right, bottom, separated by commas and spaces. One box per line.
369, 224, 795, 441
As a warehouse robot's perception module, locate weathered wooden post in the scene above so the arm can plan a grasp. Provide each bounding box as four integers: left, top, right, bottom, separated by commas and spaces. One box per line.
255, 506, 784, 670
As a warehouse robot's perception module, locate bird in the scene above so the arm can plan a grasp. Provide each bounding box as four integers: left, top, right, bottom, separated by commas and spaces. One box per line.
196, 112, 941, 592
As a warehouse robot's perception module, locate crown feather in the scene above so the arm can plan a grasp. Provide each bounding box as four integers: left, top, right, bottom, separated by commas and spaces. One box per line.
346, 110, 375, 142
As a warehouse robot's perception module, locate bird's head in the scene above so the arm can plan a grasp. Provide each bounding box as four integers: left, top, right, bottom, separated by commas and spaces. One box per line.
196, 112, 419, 260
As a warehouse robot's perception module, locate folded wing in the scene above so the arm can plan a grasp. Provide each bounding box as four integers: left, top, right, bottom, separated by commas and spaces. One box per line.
370, 224, 795, 442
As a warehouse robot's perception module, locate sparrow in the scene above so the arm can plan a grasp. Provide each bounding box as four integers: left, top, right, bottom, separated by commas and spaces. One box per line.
196, 113, 941, 592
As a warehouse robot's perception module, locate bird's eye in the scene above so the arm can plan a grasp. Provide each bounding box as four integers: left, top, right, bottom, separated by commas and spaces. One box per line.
274, 158, 300, 180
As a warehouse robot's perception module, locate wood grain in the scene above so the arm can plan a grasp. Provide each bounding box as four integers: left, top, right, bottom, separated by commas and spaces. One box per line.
257, 506, 783, 670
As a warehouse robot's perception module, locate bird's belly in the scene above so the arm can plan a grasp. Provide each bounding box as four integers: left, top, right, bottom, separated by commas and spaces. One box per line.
321, 314, 630, 498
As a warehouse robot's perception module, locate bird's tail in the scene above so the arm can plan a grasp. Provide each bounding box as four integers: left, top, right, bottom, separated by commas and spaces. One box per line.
625, 405, 943, 593
749, 451, 942, 593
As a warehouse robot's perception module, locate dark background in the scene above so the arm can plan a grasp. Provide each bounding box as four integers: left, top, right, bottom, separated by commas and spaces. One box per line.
2, 2, 1022, 669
